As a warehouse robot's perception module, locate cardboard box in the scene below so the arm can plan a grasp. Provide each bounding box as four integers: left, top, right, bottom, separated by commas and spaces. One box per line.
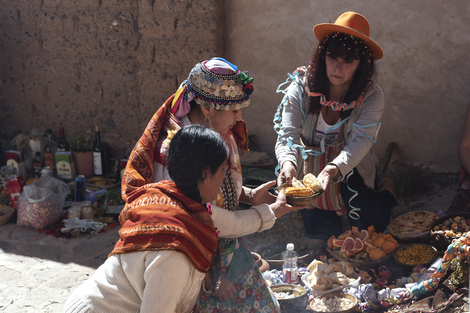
6, 150, 26, 176
55, 152, 76, 180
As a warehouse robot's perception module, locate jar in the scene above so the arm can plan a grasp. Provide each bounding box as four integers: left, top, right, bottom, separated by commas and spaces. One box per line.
67, 205, 82, 219
81, 201, 94, 219
41, 167, 52, 177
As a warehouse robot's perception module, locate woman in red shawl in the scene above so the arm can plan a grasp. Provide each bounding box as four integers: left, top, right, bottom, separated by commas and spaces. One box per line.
65, 125, 238, 312
122, 58, 298, 312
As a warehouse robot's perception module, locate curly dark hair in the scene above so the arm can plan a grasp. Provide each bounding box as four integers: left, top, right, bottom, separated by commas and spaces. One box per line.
306, 32, 376, 117
168, 125, 228, 204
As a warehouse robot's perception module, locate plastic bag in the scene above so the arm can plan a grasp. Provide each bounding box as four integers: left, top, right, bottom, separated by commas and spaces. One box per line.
17, 176, 70, 229
61, 217, 104, 233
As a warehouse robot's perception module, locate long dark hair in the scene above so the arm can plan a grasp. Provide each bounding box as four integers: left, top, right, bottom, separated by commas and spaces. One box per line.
168, 125, 228, 204
307, 32, 376, 117
169, 124, 228, 295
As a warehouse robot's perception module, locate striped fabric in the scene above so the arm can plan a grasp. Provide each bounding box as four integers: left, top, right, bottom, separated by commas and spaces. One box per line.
301, 126, 346, 215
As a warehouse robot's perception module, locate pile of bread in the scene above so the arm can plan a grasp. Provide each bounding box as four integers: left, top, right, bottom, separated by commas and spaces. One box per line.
304, 259, 356, 291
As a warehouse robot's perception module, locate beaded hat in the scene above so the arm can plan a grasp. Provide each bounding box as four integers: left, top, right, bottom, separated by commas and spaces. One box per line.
186, 58, 254, 111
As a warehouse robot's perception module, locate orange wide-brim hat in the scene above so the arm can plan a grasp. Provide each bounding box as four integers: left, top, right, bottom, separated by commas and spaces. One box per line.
313, 11, 384, 60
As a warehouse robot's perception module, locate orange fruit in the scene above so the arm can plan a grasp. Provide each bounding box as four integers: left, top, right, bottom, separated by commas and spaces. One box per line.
327, 235, 336, 250
341, 236, 355, 253
351, 226, 361, 238
352, 237, 364, 253
359, 229, 369, 242
332, 239, 345, 250
338, 230, 352, 240
369, 248, 386, 261
381, 240, 398, 254
373, 235, 385, 248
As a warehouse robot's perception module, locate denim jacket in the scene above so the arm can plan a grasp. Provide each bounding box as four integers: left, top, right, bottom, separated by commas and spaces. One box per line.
274, 69, 384, 189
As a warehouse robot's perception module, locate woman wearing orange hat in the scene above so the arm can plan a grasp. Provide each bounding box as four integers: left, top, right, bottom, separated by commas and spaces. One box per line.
274, 12, 396, 240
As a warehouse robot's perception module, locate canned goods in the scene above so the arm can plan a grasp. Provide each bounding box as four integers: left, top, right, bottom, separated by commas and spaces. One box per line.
74, 175, 87, 202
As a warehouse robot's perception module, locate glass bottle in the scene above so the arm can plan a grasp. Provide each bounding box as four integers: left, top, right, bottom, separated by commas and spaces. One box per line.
58, 125, 70, 152
43, 129, 57, 175
93, 126, 104, 176
32, 151, 44, 178
282, 243, 298, 284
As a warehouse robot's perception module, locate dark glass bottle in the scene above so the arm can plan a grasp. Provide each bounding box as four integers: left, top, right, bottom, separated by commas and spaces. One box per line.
43, 129, 57, 174
32, 151, 44, 178
58, 125, 70, 152
93, 126, 104, 176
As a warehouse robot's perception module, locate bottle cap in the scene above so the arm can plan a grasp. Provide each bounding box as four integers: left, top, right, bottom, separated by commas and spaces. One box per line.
36, 151, 41, 156
286, 243, 294, 250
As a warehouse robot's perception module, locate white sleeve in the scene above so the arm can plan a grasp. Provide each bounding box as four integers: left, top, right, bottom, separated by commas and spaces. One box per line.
140, 252, 193, 313
211, 203, 276, 238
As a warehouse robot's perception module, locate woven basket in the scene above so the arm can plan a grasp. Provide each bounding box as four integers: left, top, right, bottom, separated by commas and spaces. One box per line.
0, 206, 15, 226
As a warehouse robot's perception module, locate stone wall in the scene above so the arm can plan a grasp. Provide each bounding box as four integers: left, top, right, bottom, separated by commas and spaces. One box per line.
0, 0, 224, 166
3, 1, 469, 174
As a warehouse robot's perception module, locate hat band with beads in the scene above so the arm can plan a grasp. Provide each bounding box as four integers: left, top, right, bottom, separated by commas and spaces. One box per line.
187, 60, 253, 110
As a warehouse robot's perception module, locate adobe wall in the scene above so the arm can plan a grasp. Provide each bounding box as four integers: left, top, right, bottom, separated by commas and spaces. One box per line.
0, 0, 224, 165
2, 1, 469, 174
225, 1, 470, 173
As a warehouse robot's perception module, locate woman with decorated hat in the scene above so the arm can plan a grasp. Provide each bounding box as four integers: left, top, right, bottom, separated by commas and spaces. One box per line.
122, 58, 294, 312
274, 12, 396, 240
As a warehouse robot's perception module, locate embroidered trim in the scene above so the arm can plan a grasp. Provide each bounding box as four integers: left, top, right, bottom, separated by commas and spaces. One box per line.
187, 61, 253, 111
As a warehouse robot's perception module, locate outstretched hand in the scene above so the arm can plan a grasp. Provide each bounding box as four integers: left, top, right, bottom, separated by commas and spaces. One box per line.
317, 164, 339, 190
269, 189, 304, 218
250, 181, 277, 206
277, 161, 297, 186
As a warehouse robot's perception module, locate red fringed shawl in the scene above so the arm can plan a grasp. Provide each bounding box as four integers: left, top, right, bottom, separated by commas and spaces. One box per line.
110, 180, 217, 273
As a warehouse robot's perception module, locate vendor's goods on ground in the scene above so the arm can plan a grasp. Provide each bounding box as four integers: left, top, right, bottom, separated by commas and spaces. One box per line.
394, 243, 437, 267
310, 293, 357, 312
327, 225, 398, 263
388, 211, 438, 241
17, 177, 70, 229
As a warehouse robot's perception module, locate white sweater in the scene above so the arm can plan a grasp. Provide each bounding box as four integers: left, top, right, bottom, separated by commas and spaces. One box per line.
63, 204, 275, 313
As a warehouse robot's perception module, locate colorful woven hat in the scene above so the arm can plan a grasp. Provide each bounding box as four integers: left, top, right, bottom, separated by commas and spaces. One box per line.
313, 11, 383, 60
187, 58, 254, 110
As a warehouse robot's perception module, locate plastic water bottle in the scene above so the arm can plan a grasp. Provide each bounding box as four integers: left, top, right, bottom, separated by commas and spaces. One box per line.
86, 189, 107, 203
282, 243, 298, 284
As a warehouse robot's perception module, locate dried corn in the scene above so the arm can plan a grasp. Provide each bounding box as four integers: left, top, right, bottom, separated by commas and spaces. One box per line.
303, 173, 322, 192
285, 186, 314, 197
292, 177, 306, 188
